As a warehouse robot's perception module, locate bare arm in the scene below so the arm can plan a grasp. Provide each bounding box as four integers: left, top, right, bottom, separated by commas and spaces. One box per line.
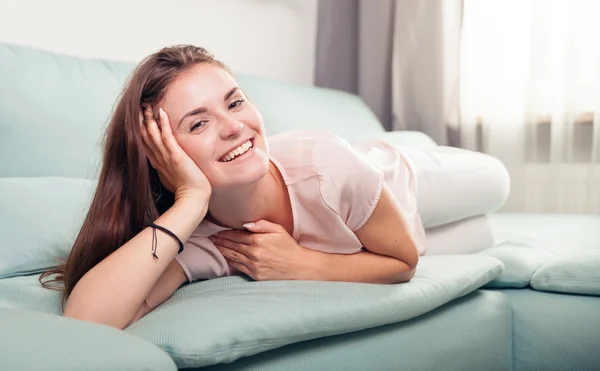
305, 185, 420, 284
302, 249, 415, 284
129, 258, 188, 326
214, 184, 420, 284
64, 194, 208, 330
63, 107, 212, 329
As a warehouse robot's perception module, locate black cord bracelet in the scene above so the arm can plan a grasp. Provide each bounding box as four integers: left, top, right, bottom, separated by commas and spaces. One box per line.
149, 222, 184, 259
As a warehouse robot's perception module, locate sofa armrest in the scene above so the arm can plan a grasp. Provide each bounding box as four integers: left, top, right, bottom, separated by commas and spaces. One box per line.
0, 308, 177, 371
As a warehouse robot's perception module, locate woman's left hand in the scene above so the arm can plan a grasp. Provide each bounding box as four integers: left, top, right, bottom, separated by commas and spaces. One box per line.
210, 220, 312, 281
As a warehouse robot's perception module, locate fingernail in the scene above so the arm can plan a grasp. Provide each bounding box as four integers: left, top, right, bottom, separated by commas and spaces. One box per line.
242, 223, 255, 228
159, 107, 165, 115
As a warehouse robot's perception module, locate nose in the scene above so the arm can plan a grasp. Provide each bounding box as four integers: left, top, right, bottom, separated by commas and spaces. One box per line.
219, 116, 244, 139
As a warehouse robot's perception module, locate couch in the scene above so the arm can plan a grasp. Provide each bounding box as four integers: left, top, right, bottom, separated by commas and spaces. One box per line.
1, 42, 599, 371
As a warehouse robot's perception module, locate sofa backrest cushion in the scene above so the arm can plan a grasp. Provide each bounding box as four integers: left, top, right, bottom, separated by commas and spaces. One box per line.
0, 42, 385, 179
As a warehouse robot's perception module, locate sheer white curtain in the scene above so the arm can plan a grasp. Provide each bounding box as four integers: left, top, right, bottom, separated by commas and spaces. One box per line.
459, 0, 600, 213
316, 0, 600, 213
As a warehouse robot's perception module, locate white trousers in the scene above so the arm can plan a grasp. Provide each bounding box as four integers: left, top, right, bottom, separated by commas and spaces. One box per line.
401, 146, 510, 255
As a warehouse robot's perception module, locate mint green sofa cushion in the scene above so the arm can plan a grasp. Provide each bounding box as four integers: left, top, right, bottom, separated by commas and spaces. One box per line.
480, 214, 600, 296
0, 256, 503, 368
236, 74, 385, 142
496, 289, 600, 371
131, 256, 503, 368
0, 307, 177, 371
530, 251, 600, 296
0, 43, 133, 179
200, 290, 512, 371
479, 243, 553, 288
0, 177, 95, 279
1, 42, 390, 180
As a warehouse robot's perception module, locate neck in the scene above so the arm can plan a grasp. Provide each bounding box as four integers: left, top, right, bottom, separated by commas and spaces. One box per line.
207, 161, 284, 229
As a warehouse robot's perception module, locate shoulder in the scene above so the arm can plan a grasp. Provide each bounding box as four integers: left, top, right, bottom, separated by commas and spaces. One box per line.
268, 130, 384, 230
268, 130, 353, 183
307, 133, 385, 231
268, 130, 347, 150
269, 130, 358, 163
268, 129, 379, 178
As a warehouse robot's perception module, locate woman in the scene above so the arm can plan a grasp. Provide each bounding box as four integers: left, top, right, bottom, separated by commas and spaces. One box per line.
41, 45, 509, 330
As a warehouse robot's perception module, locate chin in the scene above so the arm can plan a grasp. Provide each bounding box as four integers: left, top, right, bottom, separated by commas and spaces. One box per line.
211, 149, 270, 189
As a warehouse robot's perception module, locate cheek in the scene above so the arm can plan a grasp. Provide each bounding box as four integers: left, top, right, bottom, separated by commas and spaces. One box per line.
178, 136, 215, 167
242, 106, 264, 130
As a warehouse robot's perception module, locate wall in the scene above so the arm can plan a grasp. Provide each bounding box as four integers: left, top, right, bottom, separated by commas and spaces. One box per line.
0, 0, 318, 85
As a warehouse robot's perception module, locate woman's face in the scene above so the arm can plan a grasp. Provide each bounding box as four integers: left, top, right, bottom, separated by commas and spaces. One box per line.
159, 63, 269, 189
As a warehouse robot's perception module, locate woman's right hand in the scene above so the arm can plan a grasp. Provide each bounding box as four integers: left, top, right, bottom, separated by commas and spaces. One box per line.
140, 106, 212, 202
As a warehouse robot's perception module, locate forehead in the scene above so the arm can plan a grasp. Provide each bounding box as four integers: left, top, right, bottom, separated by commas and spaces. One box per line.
162, 64, 237, 108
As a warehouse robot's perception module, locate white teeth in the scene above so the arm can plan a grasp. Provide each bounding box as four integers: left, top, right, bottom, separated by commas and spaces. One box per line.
220, 140, 253, 162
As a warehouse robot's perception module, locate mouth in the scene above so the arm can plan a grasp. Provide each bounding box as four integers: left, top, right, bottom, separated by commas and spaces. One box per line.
218, 138, 255, 163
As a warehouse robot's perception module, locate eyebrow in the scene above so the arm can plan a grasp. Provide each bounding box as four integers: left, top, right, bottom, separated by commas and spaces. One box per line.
177, 87, 240, 128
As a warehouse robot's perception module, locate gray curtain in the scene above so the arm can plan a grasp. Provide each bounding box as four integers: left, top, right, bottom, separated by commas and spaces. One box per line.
315, 0, 462, 146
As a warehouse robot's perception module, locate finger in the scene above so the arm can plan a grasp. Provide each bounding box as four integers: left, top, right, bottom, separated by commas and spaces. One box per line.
216, 245, 252, 266
226, 259, 238, 273
139, 111, 160, 165
215, 230, 254, 245
141, 106, 156, 130
144, 107, 168, 158
243, 220, 284, 234
139, 110, 153, 144
214, 237, 251, 256
142, 106, 159, 128
158, 108, 181, 152
139, 111, 156, 154
228, 259, 253, 279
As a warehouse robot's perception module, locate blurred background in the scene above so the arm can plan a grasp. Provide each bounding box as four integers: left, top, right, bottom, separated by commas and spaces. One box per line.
1, 0, 599, 214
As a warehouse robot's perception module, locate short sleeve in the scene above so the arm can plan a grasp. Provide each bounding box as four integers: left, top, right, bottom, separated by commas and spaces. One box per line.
174, 232, 230, 282
316, 134, 385, 231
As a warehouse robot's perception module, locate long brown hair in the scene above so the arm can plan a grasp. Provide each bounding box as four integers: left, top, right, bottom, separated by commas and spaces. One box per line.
39, 45, 231, 308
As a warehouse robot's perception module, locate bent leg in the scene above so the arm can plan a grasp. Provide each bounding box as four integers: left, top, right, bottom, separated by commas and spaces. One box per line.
424, 215, 495, 255
402, 146, 510, 229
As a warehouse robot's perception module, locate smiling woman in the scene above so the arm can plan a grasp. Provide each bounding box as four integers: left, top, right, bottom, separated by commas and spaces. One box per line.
39, 44, 510, 330
153, 63, 271, 192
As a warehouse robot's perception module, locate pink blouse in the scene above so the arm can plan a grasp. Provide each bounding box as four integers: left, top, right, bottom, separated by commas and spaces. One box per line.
174, 130, 426, 282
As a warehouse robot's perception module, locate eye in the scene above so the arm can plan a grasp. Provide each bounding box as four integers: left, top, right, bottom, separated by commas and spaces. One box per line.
228, 98, 245, 110
190, 120, 208, 132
